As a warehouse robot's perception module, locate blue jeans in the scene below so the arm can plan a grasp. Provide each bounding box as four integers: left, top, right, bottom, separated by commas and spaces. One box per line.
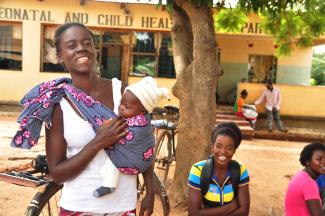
266, 108, 284, 131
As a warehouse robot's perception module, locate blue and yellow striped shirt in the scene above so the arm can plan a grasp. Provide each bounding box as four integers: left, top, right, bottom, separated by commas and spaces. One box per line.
188, 160, 249, 208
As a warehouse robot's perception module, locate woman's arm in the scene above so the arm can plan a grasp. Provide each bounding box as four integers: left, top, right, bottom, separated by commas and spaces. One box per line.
306, 200, 323, 216
46, 104, 128, 184
227, 184, 250, 216
139, 165, 155, 216
188, 187, 238, 216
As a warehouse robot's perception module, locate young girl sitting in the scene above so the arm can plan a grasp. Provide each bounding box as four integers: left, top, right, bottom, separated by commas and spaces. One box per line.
234, 89, 248, 117
94, 76, 169, 197
234, 89, 258, 128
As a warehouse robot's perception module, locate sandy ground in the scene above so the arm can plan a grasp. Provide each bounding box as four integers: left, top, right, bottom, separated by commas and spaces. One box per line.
0, 115, 311, 216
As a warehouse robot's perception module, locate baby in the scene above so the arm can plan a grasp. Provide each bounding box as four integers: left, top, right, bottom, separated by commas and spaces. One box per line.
94, 76, 169, 197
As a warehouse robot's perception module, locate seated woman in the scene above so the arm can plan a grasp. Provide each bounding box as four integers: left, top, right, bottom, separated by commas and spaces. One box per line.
234, 89, 248, 118
187, 122, 250, 216
234, 89, 258, 128
285, 143, 325, 216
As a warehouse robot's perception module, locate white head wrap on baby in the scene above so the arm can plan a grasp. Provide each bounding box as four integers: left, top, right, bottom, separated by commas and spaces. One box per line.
125, 76, 170, 113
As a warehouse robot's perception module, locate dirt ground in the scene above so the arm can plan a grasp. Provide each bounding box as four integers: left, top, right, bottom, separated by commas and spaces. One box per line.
0, 115, 313, 216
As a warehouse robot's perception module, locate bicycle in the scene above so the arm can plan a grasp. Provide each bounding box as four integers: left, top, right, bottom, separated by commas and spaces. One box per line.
0, 155, 170, 216
151, 105, 179, 184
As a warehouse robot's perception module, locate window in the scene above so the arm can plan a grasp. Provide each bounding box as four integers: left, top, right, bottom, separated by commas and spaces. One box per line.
158, 33, 175, 78
42, 26, 64, 72
131, 55, 156, 77
130, 31, 156, 77
129, 32, 176, 78
100, 31, 130, 80
248, 55, 277, 83
0, 23, 22, 71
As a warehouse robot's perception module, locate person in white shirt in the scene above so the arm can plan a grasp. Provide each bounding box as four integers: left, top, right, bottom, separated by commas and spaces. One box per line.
255, 81, 285, 132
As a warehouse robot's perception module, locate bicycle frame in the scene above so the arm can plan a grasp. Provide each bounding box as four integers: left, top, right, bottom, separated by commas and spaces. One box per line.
0, 155, 170, 216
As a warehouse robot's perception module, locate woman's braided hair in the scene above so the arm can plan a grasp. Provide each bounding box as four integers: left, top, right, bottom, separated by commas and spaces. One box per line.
211, 122, 242, 149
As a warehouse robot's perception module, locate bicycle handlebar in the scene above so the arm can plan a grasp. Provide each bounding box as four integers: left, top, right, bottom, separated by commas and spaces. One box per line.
151, 120, 177, 130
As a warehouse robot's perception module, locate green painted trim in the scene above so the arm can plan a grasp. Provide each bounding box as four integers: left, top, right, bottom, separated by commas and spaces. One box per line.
276, 65, 311, 85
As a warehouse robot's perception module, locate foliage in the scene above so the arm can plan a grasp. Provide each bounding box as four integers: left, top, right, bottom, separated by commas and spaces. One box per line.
213, 8, 247, 33
311, 52, 325, 85
309, 78, 316, 86
212, 0, 325, 56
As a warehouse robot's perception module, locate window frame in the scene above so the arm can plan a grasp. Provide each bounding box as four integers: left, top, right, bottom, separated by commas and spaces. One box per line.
0, 21, 23, 71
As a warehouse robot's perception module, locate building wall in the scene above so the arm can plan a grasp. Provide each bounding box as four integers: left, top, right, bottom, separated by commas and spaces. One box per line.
277, 47, 313, 85
0, 0, 171, 103
238, 82, 325, 118
216, 36, 313, 103
0, 0, 318, 118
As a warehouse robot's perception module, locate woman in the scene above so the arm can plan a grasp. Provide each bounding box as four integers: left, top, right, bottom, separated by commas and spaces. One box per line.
11, 22, 154, 215
187, 122, 250, 216
285, 143, 325, 216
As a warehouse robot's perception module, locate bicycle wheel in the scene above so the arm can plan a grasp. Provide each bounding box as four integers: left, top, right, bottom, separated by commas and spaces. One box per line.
154, 130, 172, 183
137, 172, 170, 216
25, 181, 62, 216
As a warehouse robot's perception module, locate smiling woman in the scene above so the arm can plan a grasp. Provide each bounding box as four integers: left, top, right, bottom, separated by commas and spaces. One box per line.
187, 122, 250, 216
10, 22, 155, 216
284, 142, 325, 216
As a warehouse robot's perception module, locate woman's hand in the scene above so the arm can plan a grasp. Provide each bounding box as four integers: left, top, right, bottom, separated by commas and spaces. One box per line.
94, 117, 128, 149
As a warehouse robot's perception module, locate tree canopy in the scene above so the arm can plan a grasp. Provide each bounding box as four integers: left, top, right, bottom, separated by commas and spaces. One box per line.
160, 0, 325, 56
214, 0, 325, 56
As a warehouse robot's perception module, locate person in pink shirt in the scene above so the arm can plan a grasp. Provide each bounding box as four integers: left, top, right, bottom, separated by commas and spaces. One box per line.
285, 143, 325, 216
254, 80, 285, 132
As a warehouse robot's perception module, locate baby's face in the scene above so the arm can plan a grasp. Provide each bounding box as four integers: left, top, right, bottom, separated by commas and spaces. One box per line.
118, 91, 146, 118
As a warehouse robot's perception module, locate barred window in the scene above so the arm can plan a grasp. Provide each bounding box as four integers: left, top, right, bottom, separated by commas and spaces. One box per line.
0, 23, 22, 71
158, 33, 175, 78
129, 32, 176, 78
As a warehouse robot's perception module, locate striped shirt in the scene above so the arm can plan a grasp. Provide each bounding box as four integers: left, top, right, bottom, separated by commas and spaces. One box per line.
188, 160, 250, 208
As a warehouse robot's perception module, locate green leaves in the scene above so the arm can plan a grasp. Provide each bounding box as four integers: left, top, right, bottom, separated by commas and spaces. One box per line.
213, 8, 247, 33
164, 0, 325, 56
311, 52, 325, 85
258, 0, 325, 56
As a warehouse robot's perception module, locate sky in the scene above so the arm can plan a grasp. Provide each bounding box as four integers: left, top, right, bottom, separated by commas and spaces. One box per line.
313, 45, 325, 54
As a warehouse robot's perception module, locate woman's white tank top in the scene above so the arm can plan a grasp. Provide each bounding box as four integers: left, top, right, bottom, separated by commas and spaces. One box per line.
58, 79, 137, 213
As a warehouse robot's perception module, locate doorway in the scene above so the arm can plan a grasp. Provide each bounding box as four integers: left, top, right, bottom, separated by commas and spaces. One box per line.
101, 44, 122, 80
248, 55, 277, 83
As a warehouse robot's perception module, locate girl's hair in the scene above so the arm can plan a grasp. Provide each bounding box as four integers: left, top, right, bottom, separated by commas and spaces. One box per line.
299, 143, 325, 166
54, 22, 95, 52
211, 122, 242, 148
241, 89, 248, 97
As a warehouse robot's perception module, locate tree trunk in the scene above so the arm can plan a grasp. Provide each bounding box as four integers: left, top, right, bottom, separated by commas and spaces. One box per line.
169, 0, 218, 208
